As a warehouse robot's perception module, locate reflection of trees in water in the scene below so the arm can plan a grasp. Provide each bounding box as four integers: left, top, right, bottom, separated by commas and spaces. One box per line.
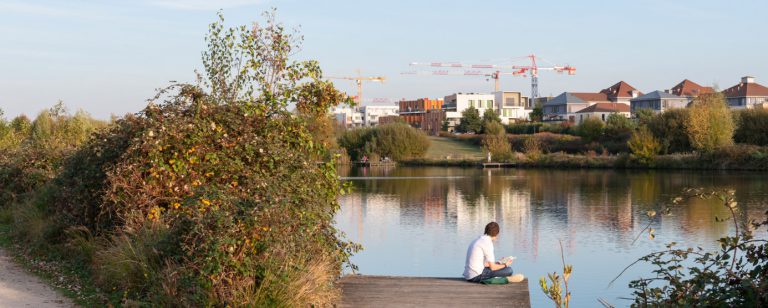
339, 167, 768, 244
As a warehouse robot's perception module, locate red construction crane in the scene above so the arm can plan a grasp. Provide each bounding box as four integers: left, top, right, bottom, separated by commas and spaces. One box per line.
409, 54, 575, 101
326, 72, 386, 105
401, 69, 523, 92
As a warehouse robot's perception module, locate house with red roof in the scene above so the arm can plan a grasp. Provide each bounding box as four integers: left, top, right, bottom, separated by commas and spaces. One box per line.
722, 76, 768, 109
542, 81, 641, 122
670, 79, 714, 99
575, 103, 630, 124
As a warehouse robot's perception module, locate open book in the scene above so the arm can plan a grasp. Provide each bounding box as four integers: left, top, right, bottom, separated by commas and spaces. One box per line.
499, 256, 516, 264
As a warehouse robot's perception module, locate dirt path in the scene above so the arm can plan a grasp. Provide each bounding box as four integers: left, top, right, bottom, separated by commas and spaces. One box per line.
0, 249, 74, 308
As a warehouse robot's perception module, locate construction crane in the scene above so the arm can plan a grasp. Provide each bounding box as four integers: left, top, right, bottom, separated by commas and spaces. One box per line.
326, 72, 386, 105
401, 70, 523, 92
409, 54, 576, 101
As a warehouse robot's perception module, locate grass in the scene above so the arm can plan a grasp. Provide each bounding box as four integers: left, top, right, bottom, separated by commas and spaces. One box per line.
424, 136, 485, 160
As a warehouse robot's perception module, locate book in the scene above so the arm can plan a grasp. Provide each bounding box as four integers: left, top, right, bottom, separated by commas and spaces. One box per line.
499, 256, 516, 264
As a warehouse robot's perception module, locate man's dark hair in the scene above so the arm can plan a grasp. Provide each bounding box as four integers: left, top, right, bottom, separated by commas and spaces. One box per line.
484, 222, 500, 237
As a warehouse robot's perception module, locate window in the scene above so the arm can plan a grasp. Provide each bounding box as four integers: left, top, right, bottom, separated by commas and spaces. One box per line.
469, 100, 474, 108
506, 97, 516, 106
602, 114, 605, 121
487, 100, 493, 109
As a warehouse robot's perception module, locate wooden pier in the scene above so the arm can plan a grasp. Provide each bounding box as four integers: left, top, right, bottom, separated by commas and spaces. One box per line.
338, 275, 530, 308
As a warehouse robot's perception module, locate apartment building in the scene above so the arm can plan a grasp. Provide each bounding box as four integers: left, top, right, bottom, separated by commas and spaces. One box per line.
442, 93, 496, 131
630, 90, 689, 114
398, 98, 443, 129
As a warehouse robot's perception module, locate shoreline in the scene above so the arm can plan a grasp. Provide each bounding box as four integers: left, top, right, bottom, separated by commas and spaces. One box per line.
393, 152, 768, 171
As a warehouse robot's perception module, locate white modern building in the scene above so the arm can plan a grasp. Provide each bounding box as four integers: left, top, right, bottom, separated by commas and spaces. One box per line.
443, 93, 496, 131
493, 91, 531, 123
333, 105, 399, 128
359, 105, 399, 126
333, 107, 363, 128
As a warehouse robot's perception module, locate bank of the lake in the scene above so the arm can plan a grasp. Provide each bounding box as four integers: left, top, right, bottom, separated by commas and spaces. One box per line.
401, 145, 768, 171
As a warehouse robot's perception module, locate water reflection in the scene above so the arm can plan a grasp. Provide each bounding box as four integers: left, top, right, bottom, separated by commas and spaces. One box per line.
336, 167, 768, 307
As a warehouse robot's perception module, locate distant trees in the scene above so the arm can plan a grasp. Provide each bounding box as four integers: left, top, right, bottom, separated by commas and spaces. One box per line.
648, 109, 691, 154
733, 108, 768, 146
685, 93, 734, 152
456, 106, 482, 133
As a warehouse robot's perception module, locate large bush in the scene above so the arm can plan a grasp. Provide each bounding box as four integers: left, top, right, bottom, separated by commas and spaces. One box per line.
686, 93, 734, 152
12, 11, 357, 306
648, 108, 691, 154
338, 123, 429, 161
482, 121, 512, 161
734, 108, 768, 146
576, 118, 604, 143
627, 126, 661, 165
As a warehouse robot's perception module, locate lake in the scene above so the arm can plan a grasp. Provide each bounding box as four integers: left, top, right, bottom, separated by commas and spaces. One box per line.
335, 166, 768, 307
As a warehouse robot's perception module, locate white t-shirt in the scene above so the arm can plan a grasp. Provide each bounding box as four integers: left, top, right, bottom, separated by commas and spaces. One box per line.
463, 235, 495, 280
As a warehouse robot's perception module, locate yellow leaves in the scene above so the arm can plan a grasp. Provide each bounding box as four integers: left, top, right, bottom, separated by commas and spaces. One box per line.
147, 206, 163, 221
201, 198, 211, 206
172, 202, 181, 209
205, 172, 214, 177
230, 181, 238, 188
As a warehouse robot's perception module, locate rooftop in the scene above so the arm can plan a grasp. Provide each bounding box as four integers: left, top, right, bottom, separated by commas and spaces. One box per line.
722, 78, 768, 97
671, 79, 714, 97
576, 102, 630, 113
630, 90, 684, 101
600, 81, 642, 98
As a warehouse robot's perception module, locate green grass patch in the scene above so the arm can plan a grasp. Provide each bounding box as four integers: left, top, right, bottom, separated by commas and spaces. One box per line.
424, 136, 485, 160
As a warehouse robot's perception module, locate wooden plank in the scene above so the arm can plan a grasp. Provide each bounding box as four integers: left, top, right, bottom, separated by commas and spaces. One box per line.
338, 275, 530, 308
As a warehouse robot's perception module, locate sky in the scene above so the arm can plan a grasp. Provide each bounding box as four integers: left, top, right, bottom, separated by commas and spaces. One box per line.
2, 0, 768, 119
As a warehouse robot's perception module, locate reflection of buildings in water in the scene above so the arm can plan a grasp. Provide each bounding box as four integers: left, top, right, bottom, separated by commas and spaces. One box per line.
452, 181, 532, 257
340, 192, 401, 244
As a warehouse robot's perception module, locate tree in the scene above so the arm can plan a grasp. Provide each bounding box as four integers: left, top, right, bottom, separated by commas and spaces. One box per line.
604, 113, 635, 141
634, 108, 655, 127
733, 108, 768, 146
577, 118, 604, 143
482, 121, 512, 162
456, 106, 482, 133
627, 126, 661, 165
482, 108, 501, 124
648, 109, 691, 153
686, 93, 734, 152
529, 105, 544, 122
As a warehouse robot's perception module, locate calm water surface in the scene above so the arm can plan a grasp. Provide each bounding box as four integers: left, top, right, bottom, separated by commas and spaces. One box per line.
335, 166, 768, 307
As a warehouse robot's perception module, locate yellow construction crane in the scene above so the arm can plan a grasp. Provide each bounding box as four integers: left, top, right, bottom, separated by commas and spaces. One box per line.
326, 72, 386, 104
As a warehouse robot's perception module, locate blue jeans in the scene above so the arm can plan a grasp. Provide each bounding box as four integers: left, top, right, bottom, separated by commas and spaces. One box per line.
467, 266, 514, 283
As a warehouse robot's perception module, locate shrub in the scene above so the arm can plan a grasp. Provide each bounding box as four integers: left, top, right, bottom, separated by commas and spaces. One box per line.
686, 93, 734, 152
627, 127, 661, 165
482, 121, 512, 162
576, 118, 604, 142
456, 106, 482, 133
604, 113, 635, 142
733, 108, 768, 146
338, 123, 429, 161
371, 123, 430, 160
507, 122, 543, 134
623, 189, 768, 306
9, 11, 359, 307
648, 108, 691, 154
523, 136, 543, 161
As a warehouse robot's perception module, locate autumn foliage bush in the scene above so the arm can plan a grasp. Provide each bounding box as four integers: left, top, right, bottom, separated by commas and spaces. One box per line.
2, 11, 358, 306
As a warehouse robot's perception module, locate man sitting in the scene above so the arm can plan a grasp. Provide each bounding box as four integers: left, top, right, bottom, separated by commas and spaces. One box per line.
463, 221, 525, 283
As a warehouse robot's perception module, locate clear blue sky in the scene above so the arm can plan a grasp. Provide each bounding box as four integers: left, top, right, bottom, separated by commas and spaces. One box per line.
2, 0, 767, 119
